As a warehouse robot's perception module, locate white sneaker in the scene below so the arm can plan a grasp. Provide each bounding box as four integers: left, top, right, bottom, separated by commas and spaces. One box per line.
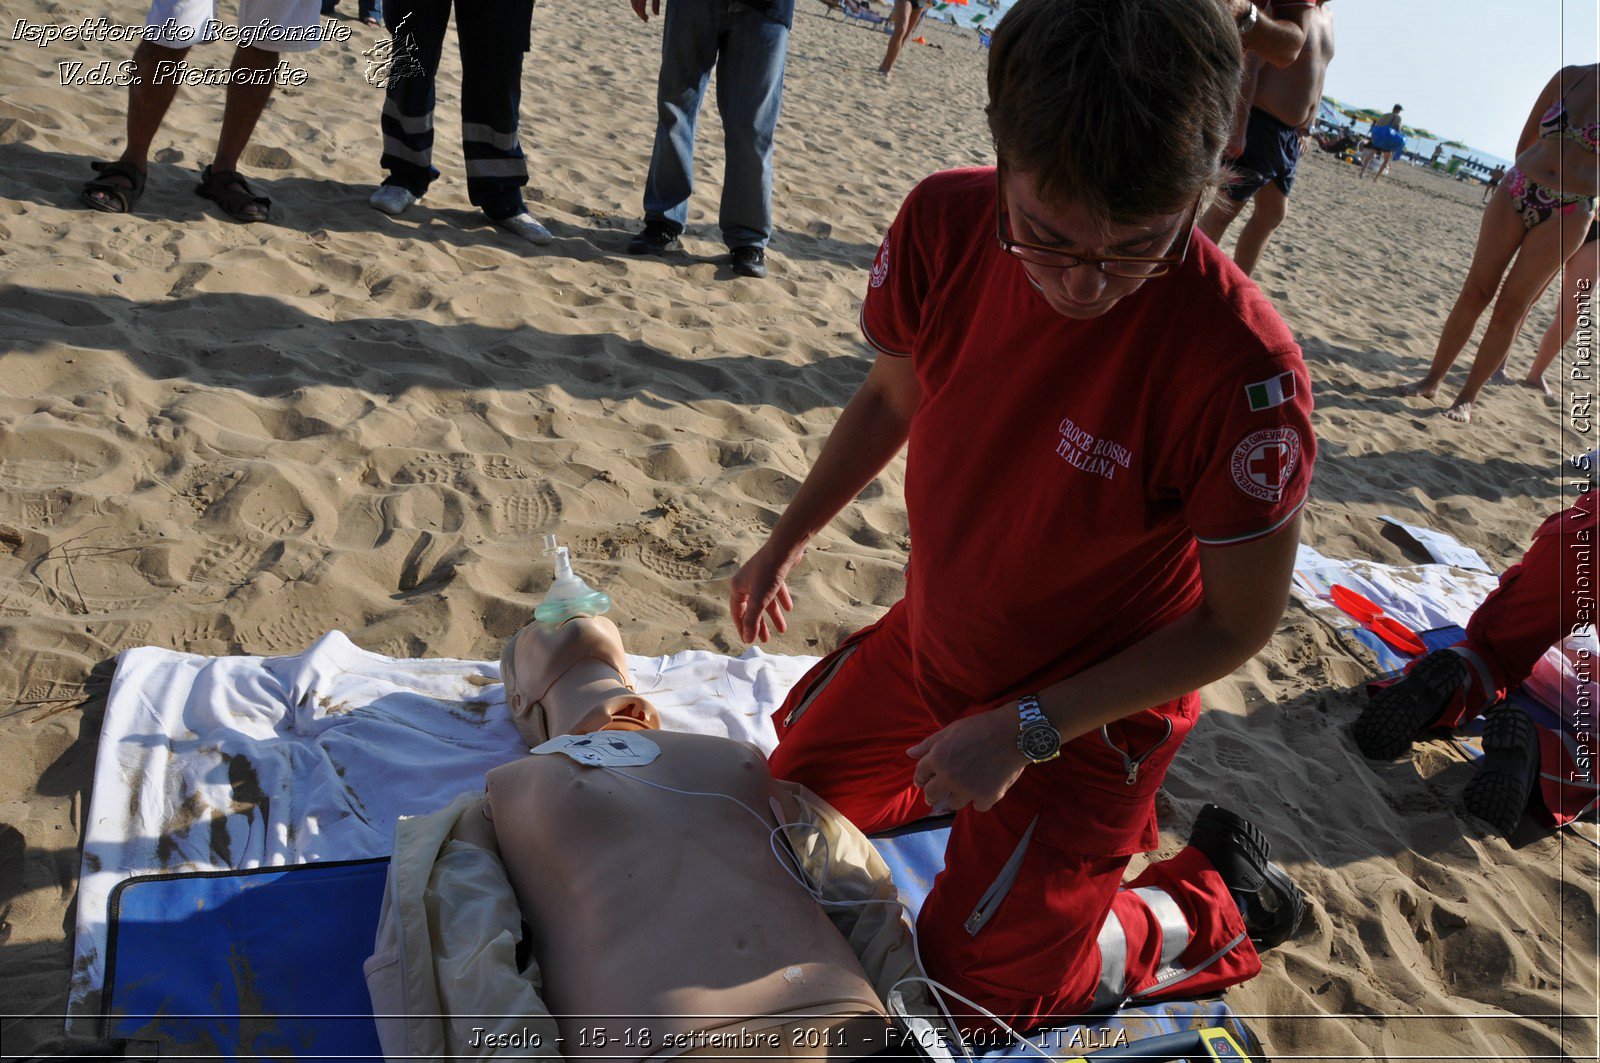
370, 184, 418, 216
495, 211, 554, 246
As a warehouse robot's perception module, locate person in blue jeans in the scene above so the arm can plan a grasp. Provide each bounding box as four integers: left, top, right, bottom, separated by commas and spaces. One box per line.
627, 0, 792, 279
322, 0, 381, 27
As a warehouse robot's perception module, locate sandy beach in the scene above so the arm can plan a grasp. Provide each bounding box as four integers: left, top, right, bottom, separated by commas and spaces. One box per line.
0, 0, 1595, 1057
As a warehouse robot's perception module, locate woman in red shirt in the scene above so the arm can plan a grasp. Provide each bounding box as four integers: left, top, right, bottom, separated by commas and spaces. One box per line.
731, 0, 1314, 1030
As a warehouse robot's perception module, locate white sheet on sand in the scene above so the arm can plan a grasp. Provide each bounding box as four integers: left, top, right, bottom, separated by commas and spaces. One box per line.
67, 631, 820, 1024
1290, 541, 1502, 633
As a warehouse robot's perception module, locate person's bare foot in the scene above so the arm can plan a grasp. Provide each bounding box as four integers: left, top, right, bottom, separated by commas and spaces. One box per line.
1443, 401, 1473, 424
1488, 369, 1512, 386
1521, 374, 1552, 400
1399, 379, 1439, 398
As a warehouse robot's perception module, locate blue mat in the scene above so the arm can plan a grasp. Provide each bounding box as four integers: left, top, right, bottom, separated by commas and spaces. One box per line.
103, 858, 389, 1059
102, 828, 1262, 1061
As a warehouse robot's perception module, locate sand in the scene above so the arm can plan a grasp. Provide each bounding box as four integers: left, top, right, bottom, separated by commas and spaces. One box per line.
0, 0, 1595, 1057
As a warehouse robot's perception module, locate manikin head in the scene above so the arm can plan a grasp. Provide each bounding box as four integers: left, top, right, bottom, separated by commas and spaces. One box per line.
984, 0, 1238, 319
499, 616, 661, 748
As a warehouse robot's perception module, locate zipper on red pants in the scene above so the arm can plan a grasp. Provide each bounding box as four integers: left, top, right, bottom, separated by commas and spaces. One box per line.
963, 814, 1040, 935
1099, 717, 1174, 786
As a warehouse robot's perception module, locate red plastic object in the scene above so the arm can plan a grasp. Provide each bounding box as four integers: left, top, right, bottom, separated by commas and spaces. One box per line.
1330, 584, 1381, 622
1370, 616, 1426, 655
1329, 584, 1426, 656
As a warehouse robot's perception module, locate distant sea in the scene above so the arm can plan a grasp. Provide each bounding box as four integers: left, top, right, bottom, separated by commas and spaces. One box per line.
921, 2, 1516, 177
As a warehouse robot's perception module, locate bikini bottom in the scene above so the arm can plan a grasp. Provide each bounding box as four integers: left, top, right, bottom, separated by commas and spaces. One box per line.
1506, 166, 1596, 232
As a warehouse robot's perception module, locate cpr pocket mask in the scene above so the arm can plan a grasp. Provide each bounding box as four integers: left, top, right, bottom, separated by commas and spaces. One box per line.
531, 731, 661, 767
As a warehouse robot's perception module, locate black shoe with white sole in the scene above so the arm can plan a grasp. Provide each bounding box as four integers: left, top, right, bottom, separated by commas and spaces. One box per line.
1353, 649, 1471, 759
1462, 703, 1539, 836
1189, 804, 1305, 950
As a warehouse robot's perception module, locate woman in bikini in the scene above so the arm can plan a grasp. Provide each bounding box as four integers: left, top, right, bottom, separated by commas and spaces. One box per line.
877, 0, 930, 81
1401, 65, 1600, 423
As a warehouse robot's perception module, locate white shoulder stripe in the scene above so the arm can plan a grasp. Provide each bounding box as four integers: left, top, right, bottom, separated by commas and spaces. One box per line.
1193, 495, 1307, 547
859, 307, 913, 358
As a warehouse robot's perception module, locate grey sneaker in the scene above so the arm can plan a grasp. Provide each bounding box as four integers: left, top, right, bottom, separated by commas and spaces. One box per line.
494, 211, 554, 246
370, 184, 418, 216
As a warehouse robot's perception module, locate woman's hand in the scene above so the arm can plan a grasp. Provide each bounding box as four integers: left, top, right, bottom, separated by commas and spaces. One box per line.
906, 705, 1028, 813
729, 543, 801, 643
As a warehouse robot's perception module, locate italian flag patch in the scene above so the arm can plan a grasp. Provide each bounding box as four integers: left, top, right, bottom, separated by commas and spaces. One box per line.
1245, 371, 1296, 412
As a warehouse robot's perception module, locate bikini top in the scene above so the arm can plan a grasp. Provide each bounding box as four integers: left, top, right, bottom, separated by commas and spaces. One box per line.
1540, 68, 1600, 153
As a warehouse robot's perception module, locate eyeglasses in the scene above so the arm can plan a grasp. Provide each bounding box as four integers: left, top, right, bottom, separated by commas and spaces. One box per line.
994, 166, 1201, 279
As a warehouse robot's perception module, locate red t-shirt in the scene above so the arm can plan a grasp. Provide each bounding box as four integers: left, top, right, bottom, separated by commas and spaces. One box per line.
862, 168, 1316, 715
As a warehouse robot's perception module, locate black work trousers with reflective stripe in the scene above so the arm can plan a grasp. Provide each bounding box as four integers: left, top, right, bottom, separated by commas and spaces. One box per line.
379, 0, 533, 219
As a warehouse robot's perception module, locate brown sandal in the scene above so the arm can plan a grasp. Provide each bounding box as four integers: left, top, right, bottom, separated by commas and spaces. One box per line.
81, 160, 147, 214
195, 164, 271, 223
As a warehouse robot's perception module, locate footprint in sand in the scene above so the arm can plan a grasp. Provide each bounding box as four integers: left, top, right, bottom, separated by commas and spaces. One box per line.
0, 425, 121, 488
490, 483, 563, 535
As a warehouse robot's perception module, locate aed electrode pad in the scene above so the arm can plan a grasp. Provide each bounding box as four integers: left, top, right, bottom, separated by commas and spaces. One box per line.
531, 731, 662, 767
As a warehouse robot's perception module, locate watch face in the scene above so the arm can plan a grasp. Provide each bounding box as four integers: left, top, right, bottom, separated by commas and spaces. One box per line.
1019, 725, 1061, 762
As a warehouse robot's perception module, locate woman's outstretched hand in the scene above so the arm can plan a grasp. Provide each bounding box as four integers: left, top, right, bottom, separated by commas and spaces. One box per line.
729, 545, 799, 644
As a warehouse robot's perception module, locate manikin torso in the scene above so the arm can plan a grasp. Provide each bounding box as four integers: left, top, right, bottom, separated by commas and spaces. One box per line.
476, 618, 889, 1063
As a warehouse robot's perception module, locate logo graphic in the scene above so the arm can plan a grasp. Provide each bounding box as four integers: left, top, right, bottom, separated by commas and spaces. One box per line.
870, 232, 890, 288
363, 12, 422, 87
1244, 371, 1296, 412
1229, 427, 1300, 502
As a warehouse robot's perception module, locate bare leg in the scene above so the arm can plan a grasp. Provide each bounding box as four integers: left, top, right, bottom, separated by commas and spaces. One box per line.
878, 0, 912, 76
1230, 182, 1287, 277
1199, 194, 1246, 245
212, 45, 282, 172
1527, 233, 1600, 398
1403, 185, 1526, 398
1445, 210, 1592, 423
82, 41, 190, 208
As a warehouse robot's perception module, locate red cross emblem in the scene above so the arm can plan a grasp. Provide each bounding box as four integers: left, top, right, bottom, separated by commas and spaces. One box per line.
1230, 428, 1300, 502
870, 233, 891, 288
1248, 443, 1290, 488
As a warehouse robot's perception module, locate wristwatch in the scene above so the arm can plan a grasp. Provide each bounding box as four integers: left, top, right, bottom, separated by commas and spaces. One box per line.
1014, 695, 1062, 764
1236, 1, 1258, 34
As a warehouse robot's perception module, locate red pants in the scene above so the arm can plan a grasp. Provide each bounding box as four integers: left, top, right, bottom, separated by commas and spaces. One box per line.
1444, 491, 1598, 725
768, 603, 1259, 1029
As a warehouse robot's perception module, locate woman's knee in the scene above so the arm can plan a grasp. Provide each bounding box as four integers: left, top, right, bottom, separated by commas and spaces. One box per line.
1457, 272, 1500, 311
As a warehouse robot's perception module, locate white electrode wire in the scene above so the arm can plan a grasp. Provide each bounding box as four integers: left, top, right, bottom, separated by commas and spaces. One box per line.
593, 766, 1059, 1063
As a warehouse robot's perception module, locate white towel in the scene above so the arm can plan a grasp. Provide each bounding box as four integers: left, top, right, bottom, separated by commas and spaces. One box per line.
68, 630, 819, 1025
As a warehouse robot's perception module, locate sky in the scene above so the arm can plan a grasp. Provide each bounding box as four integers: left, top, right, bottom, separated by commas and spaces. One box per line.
1319, 0, 1599, 159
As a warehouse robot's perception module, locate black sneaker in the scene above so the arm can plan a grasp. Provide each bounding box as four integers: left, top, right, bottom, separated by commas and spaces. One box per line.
1462, 703, 1539, 836
628, 221, 680, 255
731, 245, 767, 278
1352, 649, 1471, 759
1188, 804, 1305, 950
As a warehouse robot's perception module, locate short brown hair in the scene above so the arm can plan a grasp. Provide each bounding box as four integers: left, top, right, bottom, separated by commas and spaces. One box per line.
987, 0, 1241, 223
